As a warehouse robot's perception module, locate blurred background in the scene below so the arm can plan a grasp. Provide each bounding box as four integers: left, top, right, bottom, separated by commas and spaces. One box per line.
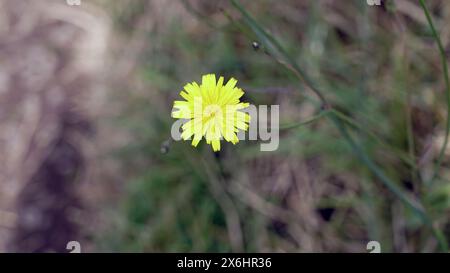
1, 0, 450, 252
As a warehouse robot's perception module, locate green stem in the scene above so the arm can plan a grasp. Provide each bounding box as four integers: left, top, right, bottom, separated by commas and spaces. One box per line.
230, 0, 328, 107
329, 112, 448, 251
280, 110, 329, 131
331, 109, 416, 168
230, 0, 448, 251
419, 0, 450, 186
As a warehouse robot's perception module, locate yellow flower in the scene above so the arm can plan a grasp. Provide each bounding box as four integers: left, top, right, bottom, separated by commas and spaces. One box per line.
172, 74, 251, 152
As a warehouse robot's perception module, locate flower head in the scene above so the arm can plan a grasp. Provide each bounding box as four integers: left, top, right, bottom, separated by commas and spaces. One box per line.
172, 74, 250, 151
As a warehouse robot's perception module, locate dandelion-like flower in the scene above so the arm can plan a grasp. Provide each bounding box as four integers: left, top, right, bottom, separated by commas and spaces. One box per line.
172, 74, 251, 152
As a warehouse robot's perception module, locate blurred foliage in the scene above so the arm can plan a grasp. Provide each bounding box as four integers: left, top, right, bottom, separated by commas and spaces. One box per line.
96, 0, 450, 252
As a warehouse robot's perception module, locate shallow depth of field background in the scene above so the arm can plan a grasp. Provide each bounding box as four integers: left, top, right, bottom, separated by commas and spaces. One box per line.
1, 0, 450, 252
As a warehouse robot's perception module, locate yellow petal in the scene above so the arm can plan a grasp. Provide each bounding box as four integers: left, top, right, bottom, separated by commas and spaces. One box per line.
212, 139, 220, 152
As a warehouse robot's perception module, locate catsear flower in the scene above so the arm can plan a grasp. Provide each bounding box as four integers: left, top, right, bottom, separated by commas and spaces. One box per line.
172, 74, 251, 152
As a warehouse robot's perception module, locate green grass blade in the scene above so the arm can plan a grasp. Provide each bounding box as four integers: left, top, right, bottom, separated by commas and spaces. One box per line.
419, 0, 450, 186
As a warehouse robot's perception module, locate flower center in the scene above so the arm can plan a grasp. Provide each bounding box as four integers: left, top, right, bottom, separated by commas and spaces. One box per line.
203, 104, 222, 119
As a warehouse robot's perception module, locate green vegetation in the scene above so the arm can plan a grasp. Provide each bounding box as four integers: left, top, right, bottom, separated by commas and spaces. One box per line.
98, 0, 450, 252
